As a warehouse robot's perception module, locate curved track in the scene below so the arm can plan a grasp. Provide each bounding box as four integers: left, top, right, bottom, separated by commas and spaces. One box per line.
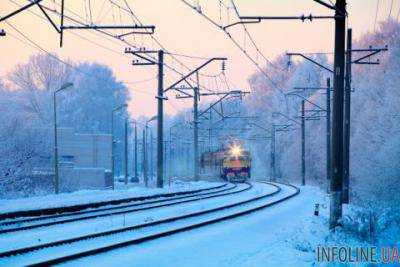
0, 183, 240, 234
0, 182, 298, 267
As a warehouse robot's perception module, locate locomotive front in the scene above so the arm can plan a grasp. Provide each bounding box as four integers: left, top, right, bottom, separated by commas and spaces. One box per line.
221, 144, 251, 182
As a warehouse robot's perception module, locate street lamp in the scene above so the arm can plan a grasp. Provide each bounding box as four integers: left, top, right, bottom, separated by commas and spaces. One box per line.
53, 82, 73, 194
111, 103, 127, 190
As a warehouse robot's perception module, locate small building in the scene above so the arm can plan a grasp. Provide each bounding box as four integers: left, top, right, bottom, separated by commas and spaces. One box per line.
58, 127, 112, 192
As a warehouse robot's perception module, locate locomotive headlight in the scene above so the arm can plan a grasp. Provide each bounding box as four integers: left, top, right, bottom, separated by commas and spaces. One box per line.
230, 144, 242, 157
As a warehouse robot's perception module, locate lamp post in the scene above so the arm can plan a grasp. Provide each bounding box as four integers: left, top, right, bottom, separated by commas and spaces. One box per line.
111, 103, 127, 190
53, 82, 73, 195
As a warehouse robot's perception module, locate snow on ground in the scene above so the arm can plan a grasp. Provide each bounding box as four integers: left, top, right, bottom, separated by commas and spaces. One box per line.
57, 184, 370, 267
0, 183, 258, 252
0, 180, 223, 214
0, 182, 282, 266
0, 182, 386, 267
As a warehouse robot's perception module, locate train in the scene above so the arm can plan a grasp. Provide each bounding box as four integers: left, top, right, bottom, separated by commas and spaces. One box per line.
200, 143, 251, 182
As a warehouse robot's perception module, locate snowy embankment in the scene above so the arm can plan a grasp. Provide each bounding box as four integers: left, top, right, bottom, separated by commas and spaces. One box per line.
0, 180, 223, 214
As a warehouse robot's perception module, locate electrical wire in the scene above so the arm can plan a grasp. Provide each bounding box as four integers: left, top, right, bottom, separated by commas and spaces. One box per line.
40, 0, 210, 93
179, 0, 286, 97
4, 1, 248, 111
230, 0, 281, 71
7, 0, 126, 57
120, 0, 229, 93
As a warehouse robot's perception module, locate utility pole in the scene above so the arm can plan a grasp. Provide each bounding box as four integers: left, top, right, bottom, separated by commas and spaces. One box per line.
208, 109, 213, 151
124, 119, 128, 185
341, 28, 387, 203
343, 28, 352, 204
301, 100, 306, 186
125, 48, 165, 188
53, 92, 59, 194
163, 140, 168, 179
330, 0, 347, 229
270, 124, 276, 182
150, 132, 154, 181
157, 50, 164, 188
111, 104, 127, 190
193, 71, 200, 181
267, 123, 293, 182
169, 138, 173, 178
134, 122, 138, 182
186, 142, 191, 176
142, 129, 148, 187
292, 81, 332, 189
326, 78, 332, 186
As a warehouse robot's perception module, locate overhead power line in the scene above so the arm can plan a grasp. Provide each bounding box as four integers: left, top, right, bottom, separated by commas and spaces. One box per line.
108, 0, 222, 94
8, 0, 220, 95
230, 0, 281, 71
179, 0, 286, 96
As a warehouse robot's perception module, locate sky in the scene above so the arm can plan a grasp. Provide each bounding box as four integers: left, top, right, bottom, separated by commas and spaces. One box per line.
1, 0, 399, 118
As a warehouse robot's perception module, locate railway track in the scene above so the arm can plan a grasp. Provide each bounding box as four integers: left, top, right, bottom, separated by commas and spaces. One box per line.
0, 182, 298, 267
0, 183, 252, 258
0, 182, 228, 221
0, 182, 239, 234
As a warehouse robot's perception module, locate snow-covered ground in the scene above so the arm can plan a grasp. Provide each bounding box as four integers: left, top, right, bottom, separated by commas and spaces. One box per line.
56, 184, 368, 267
0, 182, 282, 266
0, 180, 223, 214
0, 183, 387, 267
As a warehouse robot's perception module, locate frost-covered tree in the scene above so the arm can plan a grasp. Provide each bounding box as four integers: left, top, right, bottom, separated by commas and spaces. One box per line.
0, 54, 130, 198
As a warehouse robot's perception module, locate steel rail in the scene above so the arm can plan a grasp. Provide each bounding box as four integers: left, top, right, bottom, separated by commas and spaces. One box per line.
0, 182, 257, 259
0, 183, 237, 234
0, 183, 232, 227
0, 183, 228, 221
24, 182, 298, 267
